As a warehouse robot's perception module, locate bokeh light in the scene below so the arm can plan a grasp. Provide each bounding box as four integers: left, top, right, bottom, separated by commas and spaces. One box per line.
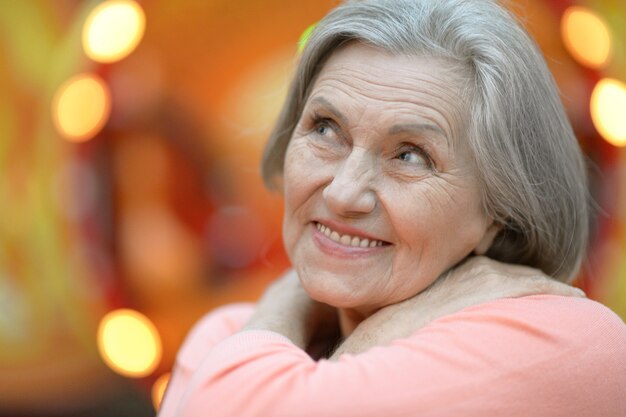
561, 6, 612, 69
152, 372, 171, 411
82, 0, 146, 63
51, 73, 111, 142
97, 309, 162, 378
591, 78, 626, 147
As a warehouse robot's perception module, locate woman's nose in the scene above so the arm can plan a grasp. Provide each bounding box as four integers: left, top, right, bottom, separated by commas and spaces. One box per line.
322, 150, 376, 216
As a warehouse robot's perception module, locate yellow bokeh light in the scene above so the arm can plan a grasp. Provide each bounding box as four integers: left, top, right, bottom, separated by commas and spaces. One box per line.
152, 372, 171, 411
591, 78, 626, 147
83, 0, 146, 63
52, 73, 111, 142
561, 6, 612, 69
97, 309, 162, 378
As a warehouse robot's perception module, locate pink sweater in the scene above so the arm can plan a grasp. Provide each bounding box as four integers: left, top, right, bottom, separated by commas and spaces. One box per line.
159, 295, 626, 417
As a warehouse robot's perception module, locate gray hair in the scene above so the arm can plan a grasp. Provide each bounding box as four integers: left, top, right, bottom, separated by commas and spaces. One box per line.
261, 0, 590, 282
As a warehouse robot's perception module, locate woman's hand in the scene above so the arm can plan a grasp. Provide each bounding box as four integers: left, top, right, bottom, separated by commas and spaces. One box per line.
330, 256, 585, 358
241, 269, 338, 351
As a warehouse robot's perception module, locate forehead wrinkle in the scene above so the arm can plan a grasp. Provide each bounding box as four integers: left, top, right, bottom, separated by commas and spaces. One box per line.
312, 67, 467, 144
330, 62, 463, 105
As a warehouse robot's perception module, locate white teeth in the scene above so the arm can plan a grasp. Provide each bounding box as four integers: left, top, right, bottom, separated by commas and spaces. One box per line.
315, 222, 384, 248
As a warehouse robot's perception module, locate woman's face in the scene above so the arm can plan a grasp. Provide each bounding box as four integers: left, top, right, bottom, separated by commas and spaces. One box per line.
283, 43, 497, 316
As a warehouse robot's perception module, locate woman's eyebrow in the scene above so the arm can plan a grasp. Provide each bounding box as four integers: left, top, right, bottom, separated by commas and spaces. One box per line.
388, 123, 450, 147
308, 96, 449, 148
308, 96, 348, 125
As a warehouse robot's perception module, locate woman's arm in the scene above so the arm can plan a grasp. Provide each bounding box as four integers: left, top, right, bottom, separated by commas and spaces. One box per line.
160, 257, 626, 417
162, 295, 626, 417
241, 257, 584, 357
158, 303, 255, 417
332, 256, 585, 357
240, 269, 338, 352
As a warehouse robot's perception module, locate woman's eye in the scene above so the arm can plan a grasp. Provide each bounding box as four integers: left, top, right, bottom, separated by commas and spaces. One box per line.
316, 123, 330, 135
305, 115, 349, 157
396, 147, 432, 168
313, 120, 334, 137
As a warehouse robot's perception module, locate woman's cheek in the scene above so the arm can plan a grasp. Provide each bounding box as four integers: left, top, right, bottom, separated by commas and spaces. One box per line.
287, 143, 333, 188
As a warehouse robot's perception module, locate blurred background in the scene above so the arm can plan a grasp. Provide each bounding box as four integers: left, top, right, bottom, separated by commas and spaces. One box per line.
0, 0, 624, 416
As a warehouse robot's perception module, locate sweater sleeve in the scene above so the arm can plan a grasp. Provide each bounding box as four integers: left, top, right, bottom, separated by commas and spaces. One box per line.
161, 295, 626, 417
158, 303, 255, 417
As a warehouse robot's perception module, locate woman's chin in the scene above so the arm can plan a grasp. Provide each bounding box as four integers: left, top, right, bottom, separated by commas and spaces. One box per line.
301, 281, 364, 309
302, 284, 382, 319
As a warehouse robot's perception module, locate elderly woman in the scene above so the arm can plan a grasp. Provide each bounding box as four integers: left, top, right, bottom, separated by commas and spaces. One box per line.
159, 0, 626, 416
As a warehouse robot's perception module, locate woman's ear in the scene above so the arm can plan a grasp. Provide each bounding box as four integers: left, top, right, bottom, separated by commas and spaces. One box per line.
474, 222, 502, 255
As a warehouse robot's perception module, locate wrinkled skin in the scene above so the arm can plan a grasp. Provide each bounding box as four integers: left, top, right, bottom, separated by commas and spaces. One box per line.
242, 43, 583, 356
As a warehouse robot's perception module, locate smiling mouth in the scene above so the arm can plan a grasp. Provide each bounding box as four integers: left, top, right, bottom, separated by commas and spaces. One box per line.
314, 222, 389, 248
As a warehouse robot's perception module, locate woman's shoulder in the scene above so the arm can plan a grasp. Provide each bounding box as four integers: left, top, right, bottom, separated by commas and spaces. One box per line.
189, 302, 257, 335
176, 303, 256, 370
434, 294, 626, 339
386, 295, 626, 416
416, 294, 626, 367
463, 294, 625, 334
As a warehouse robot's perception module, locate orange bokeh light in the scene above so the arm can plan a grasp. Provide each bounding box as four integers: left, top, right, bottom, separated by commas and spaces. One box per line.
591, 78, 626, 147
97, 309, 162, 378
82, 0, 146, 63
561, 6, 612, 69
51, 73, 111, 142
152, 372, 171, 411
